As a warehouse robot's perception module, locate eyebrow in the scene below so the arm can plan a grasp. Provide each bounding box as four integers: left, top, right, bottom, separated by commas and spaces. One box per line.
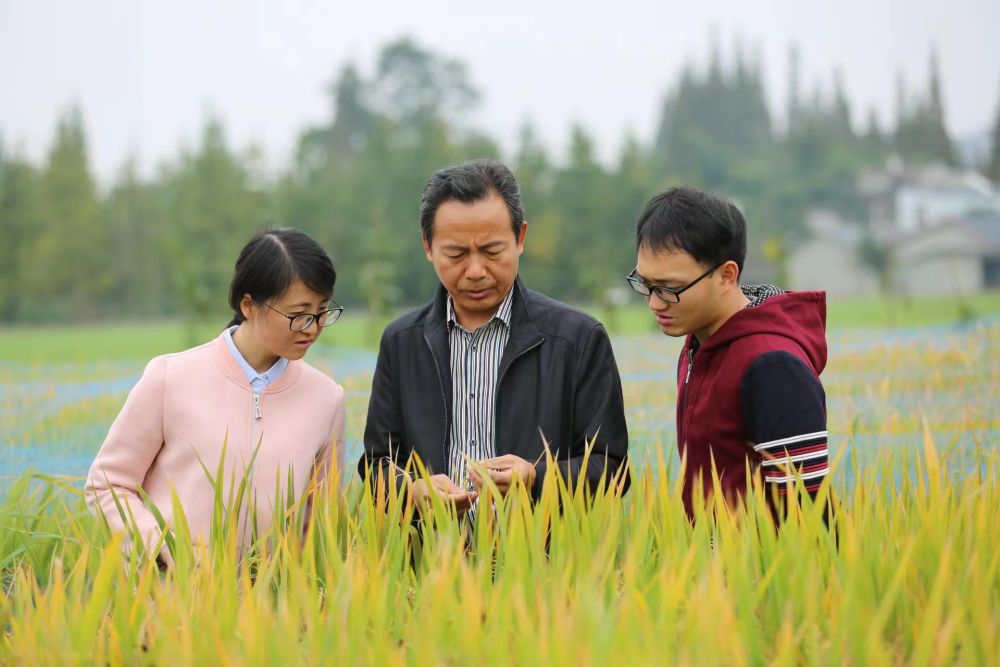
441, 241, 507, 252
636, 271, 681, 286
285, 300, 329, 310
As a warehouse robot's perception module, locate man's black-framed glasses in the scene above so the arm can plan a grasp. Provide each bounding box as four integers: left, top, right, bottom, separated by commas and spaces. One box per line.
625, 263, 724, 304
265, 301, 344, 332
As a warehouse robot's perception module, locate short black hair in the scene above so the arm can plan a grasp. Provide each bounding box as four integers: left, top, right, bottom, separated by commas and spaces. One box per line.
227, 227, 336, 327
635, 186, 747, 277
419, 159, 525, 243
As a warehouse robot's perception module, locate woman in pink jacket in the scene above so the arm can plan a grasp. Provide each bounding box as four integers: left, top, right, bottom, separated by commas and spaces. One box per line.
86, 228, 346, 567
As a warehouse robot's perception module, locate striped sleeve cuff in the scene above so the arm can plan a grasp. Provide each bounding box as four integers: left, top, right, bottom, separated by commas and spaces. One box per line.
754, 431, 828, 493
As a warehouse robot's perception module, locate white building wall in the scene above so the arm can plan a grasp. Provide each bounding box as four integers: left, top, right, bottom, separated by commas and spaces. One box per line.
787, 239, 880, 299
892, 256, 983, 296
891, 225, 985, 258
895, 187, 996, 233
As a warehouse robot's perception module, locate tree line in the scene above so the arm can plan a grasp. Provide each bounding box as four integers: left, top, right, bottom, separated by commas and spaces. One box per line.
1, 37, 990, 326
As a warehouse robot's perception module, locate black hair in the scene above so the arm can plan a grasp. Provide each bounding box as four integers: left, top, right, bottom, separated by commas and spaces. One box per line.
635, 186, 747, 278
419, 159, 525, 243
226, 228, 336, 327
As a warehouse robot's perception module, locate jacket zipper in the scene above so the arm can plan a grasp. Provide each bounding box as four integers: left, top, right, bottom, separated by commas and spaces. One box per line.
425, 335, 451, 470
494, 338, 545, 453
241, 389, 262, 555
679, 347, 695, 444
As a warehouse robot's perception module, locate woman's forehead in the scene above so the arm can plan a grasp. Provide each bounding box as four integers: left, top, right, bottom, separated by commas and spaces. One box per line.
274, 278, 330, 306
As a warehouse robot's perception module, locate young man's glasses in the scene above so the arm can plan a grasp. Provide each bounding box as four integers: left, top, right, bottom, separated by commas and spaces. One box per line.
265, 301, 344, 332
625, 263, 723, 304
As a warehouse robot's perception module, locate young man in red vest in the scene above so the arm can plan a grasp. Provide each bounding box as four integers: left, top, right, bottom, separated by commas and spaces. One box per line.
626, 187, 829, 518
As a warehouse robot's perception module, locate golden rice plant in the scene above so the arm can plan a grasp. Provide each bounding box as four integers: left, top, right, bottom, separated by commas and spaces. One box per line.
1, 428, 998, 666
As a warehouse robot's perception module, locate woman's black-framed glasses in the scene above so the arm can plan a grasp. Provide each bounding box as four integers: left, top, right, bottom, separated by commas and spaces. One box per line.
625, 263, 723, 304
265, 301, 344, 332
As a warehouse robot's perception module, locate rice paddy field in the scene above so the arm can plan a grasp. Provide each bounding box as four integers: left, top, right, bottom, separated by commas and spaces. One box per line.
1, 297, 999, 664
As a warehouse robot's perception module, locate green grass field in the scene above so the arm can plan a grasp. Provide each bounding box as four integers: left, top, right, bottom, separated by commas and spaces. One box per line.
2, 290, 998, 363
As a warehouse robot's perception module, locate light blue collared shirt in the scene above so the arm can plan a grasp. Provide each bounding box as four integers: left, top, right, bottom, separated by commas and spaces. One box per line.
224, 326, 288, 393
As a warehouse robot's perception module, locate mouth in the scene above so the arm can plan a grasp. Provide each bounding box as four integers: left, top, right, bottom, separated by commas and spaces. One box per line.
462, 287, 493, 300
655, 314, 674, 327
293, 339, 315, 348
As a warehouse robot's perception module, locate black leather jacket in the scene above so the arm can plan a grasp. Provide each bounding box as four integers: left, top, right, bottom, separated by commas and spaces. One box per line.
359, 277, 630, 500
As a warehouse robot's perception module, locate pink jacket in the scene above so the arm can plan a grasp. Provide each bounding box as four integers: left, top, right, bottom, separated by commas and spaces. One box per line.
85, 331, 345, 562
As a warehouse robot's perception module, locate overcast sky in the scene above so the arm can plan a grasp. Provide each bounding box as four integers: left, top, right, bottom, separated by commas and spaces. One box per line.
2, 0, 998, 185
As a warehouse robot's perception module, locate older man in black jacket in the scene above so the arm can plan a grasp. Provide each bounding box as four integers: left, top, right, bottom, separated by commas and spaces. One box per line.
359, 159, 629, 514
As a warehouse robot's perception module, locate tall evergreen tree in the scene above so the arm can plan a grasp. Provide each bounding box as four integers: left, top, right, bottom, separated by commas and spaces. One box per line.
30, 106, 109, 320
865, 108, 884, 145
831, 70, 853, 138
103, 159, 170, 317
0, 147, 43, 321
513, 122, 559, 295
160, 118, 264, 333
371, 36, 480, 131
894, 52, 958, 167
786, 45, 803, 135
551, 125, 616, 302
297, 64, 375, 173
925, 49, 958, 166
988, 83, 1000, 183
652, 50, 771, 187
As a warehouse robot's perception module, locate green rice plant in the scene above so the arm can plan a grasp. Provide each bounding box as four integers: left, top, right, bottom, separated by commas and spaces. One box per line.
1, 434, 998, 665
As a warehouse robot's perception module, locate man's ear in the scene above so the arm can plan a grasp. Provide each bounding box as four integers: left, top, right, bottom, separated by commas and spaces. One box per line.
721, 260, 741, 287
422, 232, 433, 262
515, 221, 528, 255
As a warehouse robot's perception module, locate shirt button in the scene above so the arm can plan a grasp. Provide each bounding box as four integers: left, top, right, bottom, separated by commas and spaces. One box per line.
470, 440, 477, 446
469, 392, 475, 399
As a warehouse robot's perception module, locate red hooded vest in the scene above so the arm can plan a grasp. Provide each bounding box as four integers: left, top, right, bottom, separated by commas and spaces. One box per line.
676, 288, 828, 517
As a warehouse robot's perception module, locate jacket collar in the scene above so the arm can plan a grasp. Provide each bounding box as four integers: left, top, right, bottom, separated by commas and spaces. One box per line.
445, 286, 514, 331
211, 331, 301, 393
500, 278, 545, 371
423, 277, 543, 358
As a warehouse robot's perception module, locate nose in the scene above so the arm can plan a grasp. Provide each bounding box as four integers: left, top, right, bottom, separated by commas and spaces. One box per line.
465, 254, 487, 281
647, 291, 671, 310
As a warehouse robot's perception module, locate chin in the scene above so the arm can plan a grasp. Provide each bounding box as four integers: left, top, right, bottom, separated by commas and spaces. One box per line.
462, 295, 500, 312
658, 323, 686, 338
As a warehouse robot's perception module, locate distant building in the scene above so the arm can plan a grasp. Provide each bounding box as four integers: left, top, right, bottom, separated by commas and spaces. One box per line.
891, 211, 1000, 296
787, 210, 880, 298
859, 160, 1000, 234
787, 161, 1000, 299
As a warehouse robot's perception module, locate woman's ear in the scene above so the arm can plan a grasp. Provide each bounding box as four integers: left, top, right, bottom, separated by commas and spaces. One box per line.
240, 294, 256, 322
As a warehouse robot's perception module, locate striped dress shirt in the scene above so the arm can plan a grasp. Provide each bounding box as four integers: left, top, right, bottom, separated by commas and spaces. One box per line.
445, 287, 514, 499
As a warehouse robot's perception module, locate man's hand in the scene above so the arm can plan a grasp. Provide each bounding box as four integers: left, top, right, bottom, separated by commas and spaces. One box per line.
468, 454, 538, 497
408, 473, 478, 516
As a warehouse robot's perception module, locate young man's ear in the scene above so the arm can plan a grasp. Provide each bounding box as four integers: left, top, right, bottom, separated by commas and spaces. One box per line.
721, 260, 741, 287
